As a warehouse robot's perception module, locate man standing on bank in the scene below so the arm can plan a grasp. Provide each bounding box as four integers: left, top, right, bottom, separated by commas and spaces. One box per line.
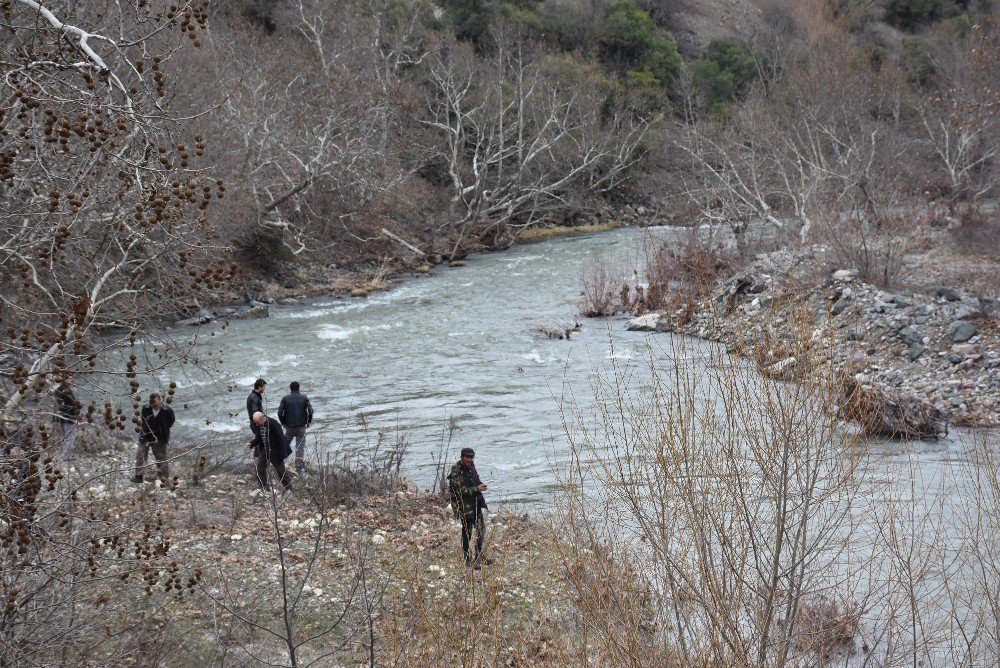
133, 393, 175, 484
247, 378, 266, 430
277, 381, 313, 474
251, 411, 293, 494
448, 447, 490, 569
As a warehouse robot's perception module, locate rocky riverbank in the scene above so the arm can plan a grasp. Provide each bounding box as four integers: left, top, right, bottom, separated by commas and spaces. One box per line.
15, 439, 585, 665
628, 247, 1000, 431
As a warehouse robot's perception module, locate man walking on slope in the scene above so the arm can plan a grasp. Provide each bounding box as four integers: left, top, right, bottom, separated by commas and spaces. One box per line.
277, 381, 313, 474
250, 411, 293, 494
448, 447, 490, 569
133, 392, 175, 484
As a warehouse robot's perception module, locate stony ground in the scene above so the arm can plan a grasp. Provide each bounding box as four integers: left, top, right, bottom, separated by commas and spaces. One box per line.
629, 246, 1000, 430
43, 440, 581, 666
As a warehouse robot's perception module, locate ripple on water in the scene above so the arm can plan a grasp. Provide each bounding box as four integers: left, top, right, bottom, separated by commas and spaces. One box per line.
176, 418, 242, 433
315, 323, 394, 341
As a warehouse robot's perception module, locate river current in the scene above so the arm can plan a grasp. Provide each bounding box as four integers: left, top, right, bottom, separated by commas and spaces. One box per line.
150, 227, 979, 513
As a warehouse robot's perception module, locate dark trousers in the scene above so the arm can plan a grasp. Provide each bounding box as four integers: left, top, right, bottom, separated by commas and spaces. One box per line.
135, 439, 168, 481
461, 508, 485, 563
254, 453, 292, 491
284, 426, 307, 462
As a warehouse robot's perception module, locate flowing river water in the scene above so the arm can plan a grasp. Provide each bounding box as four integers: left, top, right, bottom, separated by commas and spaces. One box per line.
131, 226, 996, 662
154, 227, 687, 504
150, 227, 984, 510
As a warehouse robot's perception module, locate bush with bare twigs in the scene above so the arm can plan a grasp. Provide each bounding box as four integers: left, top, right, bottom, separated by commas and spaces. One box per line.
580, 253, 632, 317
638, 230, 735, 314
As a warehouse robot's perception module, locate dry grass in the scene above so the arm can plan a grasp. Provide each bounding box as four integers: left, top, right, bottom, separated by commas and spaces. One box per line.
636, 230, 734, 315
837, 374, 946, 440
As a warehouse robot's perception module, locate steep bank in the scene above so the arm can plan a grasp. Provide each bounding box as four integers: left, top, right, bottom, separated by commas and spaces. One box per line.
182, 206, 657, 325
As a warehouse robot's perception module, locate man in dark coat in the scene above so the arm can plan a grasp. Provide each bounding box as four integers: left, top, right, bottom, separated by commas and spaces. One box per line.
447, 447, 489, 569
132, 393, 176, 484
247, 378, 266, 429
251, 411, 292, 493
52, 374, 80, 461
277, 381, 314, 474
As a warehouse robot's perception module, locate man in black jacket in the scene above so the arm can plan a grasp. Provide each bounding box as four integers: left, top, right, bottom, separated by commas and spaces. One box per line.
246, 378, 266, 430
251, 411, 292, 493
447, 447, 490, 569
133, 393, 176, 484
277, 381, 313, 474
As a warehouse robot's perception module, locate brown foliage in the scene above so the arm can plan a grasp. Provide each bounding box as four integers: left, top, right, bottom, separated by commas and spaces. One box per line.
638, 231, 734, 314
837, 374, 946, 440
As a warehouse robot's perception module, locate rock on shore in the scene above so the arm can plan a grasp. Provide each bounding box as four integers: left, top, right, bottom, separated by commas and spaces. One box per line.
628, 248, 999, 430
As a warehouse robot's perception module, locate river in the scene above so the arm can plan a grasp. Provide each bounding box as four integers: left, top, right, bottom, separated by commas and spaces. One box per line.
148, 227, 692, 504
130, 226, 998, 662
143, 227, 986, 511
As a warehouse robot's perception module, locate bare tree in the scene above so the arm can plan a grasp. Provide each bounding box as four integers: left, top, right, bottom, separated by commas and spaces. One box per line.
1, 0, 233, 424
206, 0, 432, 259
422, 27, 650, 255
558, 328, 871, 666
0, 2, 233, 662
674, 34, 913, 272
918, 20, 1000, 203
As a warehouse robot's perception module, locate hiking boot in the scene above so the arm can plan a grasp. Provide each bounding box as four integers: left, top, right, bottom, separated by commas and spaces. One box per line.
295, 461, 305, 475
131, 475, 143, 484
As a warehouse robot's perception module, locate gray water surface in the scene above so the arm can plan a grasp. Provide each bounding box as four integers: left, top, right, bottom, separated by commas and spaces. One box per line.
155, 228, 708, 504
152, 228, 984, 512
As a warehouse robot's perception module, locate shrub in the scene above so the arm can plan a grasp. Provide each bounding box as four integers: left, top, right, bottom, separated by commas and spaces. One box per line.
538, 0, 590, 51
442, 0, 495, 44
499, 1, 543, 36
600, 1, 680, 87
884, 0, 960, 30
691, 39, 758, 114
602, 0, 656, 65
823, 0, 880, 32
579, 252, 631, 317
900, 36, 937, 85
639, 231, 734, 314
646, 32, 682, 85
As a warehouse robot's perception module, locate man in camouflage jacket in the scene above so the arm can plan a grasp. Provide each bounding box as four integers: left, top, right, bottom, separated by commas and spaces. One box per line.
447, 447, 488, 568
